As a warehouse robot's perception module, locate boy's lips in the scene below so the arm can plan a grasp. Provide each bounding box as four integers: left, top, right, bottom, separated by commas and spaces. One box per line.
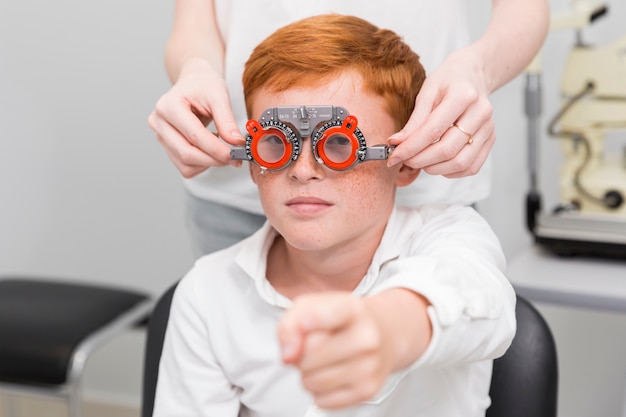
286, 196, 333, 214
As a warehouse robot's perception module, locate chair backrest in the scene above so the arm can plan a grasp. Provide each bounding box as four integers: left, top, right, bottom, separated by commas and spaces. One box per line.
141, 281, 178, 417
487, 295, 559, 417
141, 287, 558, 417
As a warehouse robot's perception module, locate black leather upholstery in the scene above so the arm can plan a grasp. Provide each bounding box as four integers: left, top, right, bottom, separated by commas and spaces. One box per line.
487, 295, 559, 417
142, 281, 178, 417
0, 278, 150, 385
141, 288, 558, 417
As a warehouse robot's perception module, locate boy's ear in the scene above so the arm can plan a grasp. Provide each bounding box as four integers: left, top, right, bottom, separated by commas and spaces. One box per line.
395, 164, 421, 187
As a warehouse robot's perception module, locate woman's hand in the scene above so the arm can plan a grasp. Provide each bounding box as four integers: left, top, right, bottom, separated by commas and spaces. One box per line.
148, 58, 243, 178
387, 48, 496, 178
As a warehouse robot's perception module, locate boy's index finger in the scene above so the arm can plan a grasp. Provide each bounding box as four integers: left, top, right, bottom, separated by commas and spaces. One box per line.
278, 293, 358, 363
295, 292, 359, 331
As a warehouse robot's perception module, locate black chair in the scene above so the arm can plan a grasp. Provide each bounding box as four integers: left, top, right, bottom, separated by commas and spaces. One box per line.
142, 281, 178, 417
487, 295, 558, 417
141, 286, 558, 417
0, 277, 153, 417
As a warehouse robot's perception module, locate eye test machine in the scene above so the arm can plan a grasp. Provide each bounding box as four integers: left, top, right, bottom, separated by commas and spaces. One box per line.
525, 0, 626, 259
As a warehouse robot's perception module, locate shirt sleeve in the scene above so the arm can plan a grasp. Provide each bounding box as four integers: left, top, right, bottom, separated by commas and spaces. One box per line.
372, 205, 517, 368
152, 267, 241, 417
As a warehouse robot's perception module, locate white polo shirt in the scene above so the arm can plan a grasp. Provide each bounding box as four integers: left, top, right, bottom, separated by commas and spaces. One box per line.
154, 205, 516, 417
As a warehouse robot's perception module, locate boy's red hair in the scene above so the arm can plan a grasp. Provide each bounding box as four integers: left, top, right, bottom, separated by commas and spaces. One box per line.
243, 14, 426, 130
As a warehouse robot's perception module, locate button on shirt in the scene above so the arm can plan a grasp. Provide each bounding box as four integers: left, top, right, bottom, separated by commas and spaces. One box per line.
153, 205, 516, 417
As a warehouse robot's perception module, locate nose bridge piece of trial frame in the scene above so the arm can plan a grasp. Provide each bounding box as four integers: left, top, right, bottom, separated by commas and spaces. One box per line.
259, 105, 347, 139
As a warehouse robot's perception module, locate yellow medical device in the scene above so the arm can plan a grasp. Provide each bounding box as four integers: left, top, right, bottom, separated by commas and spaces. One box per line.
526, 1, 626, 258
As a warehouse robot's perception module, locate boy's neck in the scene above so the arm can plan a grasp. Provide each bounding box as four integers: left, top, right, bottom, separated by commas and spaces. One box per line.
266, 234, 381, 300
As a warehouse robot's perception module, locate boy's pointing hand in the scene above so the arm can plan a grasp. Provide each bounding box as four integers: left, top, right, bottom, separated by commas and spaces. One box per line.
277, 289, 431, 410
278, 291, 393, 410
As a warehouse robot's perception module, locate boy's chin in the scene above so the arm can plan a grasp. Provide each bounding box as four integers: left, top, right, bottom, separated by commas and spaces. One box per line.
282, 237, 328, 252
279, 229, 339, 253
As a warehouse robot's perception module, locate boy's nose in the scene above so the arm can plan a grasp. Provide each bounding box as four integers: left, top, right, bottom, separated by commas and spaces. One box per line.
287, 140, 324, 182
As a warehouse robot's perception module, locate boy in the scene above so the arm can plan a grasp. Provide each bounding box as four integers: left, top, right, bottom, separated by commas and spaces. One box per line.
153, 14, 516, 417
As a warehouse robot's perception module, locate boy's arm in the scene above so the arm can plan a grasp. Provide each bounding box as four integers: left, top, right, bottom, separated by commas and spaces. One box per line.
373, 206, 517, 367
279, 206, 516, 410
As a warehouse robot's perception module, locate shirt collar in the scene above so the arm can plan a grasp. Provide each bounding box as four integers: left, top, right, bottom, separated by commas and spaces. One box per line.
234, 206, 422, 305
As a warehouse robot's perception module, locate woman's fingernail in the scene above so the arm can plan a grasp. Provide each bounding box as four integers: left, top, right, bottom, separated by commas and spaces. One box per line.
387, 157, 401, 167
231, 129, 245, 141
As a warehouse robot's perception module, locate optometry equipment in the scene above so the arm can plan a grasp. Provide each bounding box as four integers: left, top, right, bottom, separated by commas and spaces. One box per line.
525, 1, 626, 258
230, 105, 393, 172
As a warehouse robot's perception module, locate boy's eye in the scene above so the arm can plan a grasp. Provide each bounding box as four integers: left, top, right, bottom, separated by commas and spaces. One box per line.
322, 134, 353, 163
257, 134, 287, 163
267, 135, 283, 145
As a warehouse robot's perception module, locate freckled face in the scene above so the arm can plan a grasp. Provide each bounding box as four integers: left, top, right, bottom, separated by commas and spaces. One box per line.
249, 73, 402, 252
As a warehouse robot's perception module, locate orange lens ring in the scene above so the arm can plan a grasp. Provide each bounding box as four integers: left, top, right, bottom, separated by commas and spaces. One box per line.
316, 115, 361, 171
246, 119, 294, 170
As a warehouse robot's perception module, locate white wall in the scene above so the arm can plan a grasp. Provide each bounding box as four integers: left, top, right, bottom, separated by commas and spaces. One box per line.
1, 0, 625, 415
0, 0, 193, 406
